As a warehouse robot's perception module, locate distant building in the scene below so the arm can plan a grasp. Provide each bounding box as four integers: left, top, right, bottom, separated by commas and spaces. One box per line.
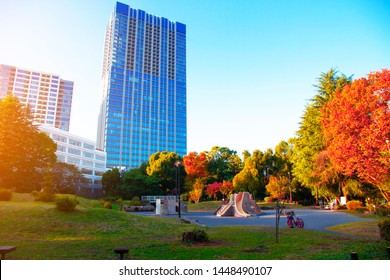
0, 64, 73, 131
96, 2, 187, 170
39, 124, 107, 195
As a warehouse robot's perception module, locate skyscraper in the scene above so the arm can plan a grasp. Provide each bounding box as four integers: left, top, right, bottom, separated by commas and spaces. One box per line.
97, 2, 187, 170
0, 64, 74, 131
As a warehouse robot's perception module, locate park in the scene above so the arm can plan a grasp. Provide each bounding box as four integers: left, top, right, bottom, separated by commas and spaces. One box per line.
0, 192, 389, 260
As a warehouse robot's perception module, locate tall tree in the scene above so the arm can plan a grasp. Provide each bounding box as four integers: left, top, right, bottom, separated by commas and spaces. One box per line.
322, 69, 390, 202
291, 69, 352, 203
0, 95, 57, 192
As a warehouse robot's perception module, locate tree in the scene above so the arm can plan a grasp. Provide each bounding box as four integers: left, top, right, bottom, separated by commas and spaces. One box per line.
291, 69, 352, 203
102, 168, 121, 196
120, 166, 163, 199
266, 175, 289, 200
188, 178, 204, 203
146, 151, 183, 193
205, 182, 222, 200
220, 180, 234, 198
183, 151, 208, 180
51, 162, 88, 194
0, 95, 57, 192
207, 146, 242, 182
322, 69, 390, 202
232, 156, 260, 196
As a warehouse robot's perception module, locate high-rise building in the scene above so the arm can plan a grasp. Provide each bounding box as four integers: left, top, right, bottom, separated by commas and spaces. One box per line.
97, 2, 187, 170
0, 64, 73, 131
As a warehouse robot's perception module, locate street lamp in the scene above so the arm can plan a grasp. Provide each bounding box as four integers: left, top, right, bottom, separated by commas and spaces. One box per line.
174, 160, 182, 218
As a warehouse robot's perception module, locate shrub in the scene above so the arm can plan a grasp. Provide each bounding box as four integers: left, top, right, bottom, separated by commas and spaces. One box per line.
193, 229, 209, 242
335, 205, 347, 210
378, 219, 390, 241
181, 228, 209, 244
264, 196, 274, 203
34, 191, 55, 202
354, 207, 368, 213
376, 207, 390, 217
0, 189, 12, 201
346, 200, 364, 211
104, 202, 112, 209
55, 196, 78, 212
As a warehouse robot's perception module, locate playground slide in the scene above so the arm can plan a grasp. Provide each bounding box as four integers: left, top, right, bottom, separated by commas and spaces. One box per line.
234, 192, 251, 218
216, 203, 234, 217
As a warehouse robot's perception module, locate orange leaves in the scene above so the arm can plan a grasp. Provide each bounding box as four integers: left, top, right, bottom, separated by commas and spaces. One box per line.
322, 69, 390, 186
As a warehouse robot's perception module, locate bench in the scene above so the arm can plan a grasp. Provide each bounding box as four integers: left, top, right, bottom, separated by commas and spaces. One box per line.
114, 247, 129, 260
0, 246, 17, 260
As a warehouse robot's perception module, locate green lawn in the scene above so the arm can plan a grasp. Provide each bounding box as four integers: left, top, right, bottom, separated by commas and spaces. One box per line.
1, 196, 389, 260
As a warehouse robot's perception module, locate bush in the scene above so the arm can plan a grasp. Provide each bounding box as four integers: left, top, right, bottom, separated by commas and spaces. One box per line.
354, 207, 368, 213
264, 197, 274, 203
0, 189, 12, 201
346, 200, 364, 211
34, 191, 55, 202
104, 202, 112, 209
335, 205, 347, 210
193, 229, 209, 242
378, 219, 390, 241
56, 196, 78, 212
376, 207, 390, 217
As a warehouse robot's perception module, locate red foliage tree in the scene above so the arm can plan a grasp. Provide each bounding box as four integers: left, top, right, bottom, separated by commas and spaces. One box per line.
322, 69, 390, 202
205, 182, 223, 200
183, 152, 208, 180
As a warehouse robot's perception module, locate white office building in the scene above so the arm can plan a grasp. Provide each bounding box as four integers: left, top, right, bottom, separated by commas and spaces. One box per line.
39, 124, 107, 194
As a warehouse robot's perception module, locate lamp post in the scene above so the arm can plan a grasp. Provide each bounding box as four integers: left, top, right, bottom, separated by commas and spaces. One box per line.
174, 161, 182, 218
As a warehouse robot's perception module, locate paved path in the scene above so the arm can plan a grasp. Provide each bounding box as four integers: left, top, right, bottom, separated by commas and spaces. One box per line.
131, 208, 371, 232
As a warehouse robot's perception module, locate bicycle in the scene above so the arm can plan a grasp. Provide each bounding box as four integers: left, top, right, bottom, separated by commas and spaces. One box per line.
286, 211, 304, 228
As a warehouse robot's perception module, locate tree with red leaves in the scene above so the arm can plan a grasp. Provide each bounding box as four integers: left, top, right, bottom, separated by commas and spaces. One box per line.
322, 69, 390, 202
205, 182, 222, 200
183, 151, 208, 180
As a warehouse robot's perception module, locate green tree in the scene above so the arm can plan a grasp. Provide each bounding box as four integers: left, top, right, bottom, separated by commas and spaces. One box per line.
291, 69, 352, 203
146, 151, 184, 193
0, 95, 57, 192
120, 166, 163, 199
102, 168, 121, 196
207, 146, 242, 182
51, 162, 88, 194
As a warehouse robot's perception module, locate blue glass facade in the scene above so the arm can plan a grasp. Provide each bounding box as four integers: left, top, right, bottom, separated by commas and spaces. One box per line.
97, 2, 187, 170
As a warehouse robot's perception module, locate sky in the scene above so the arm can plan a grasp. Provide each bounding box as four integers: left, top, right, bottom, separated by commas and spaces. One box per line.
0, 0, 389, 156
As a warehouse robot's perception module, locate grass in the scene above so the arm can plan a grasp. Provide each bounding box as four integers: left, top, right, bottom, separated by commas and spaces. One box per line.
1, 195, 389, 260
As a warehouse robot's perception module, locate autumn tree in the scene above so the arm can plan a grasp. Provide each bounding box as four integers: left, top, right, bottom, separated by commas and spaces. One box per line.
233, 156, 260, 197
183, 151, 208, 180
188, 178, 204, 203
205, 182, 222, 200
266, 175, 290, 200
0, 95, 57, 192
322, 69, 390, 202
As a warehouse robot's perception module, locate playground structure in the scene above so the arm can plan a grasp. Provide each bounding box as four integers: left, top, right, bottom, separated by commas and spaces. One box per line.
214, 192, 262, 217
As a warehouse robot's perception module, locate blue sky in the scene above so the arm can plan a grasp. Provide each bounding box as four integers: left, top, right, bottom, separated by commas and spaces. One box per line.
0, 0, 389, 156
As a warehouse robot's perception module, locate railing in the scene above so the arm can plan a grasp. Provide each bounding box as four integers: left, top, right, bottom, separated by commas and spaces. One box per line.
141, 195, 177, 202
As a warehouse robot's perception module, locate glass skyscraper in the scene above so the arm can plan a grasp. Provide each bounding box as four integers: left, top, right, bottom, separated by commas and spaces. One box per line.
0, 64, 73, 131
97, 2, 187, 170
